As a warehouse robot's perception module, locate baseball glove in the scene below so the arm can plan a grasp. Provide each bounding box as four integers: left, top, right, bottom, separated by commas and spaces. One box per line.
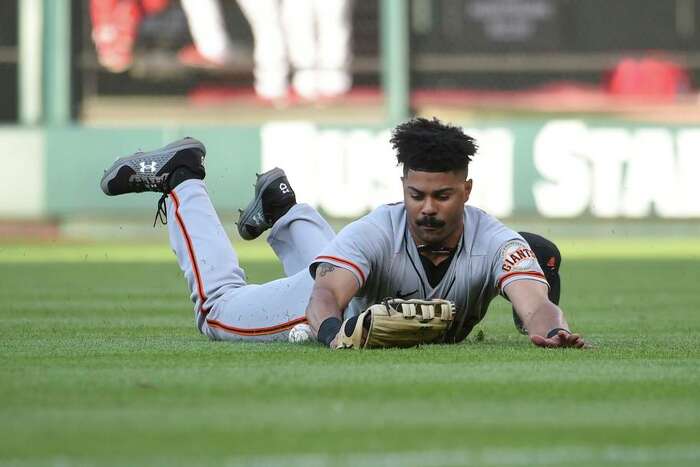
335, 298, 456, 349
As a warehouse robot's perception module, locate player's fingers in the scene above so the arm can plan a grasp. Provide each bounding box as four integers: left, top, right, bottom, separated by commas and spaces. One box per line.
557, 330, 573, 346
531, 335, 559, 348
530, 335, 549, 347
565, 333, 585, 348
568, 333, 582, 343
530, 335, 544, 347
559, 331, 582, 348
558, 332, 574, 347
546, 338, 560, 348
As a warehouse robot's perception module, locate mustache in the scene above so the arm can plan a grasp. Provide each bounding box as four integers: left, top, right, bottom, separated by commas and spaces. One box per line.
416, 216, 445, 228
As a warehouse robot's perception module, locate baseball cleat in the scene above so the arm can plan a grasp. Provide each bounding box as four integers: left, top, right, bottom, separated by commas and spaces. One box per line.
100, 137, 206, 196
236, 167, 296, 240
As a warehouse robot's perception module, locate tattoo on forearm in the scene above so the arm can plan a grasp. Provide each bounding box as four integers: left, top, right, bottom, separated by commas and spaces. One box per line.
317, 263, 336, 278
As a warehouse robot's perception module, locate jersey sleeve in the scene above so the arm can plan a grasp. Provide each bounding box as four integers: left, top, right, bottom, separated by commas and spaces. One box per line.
309, 217, 387, 288
492, 237, 549, 298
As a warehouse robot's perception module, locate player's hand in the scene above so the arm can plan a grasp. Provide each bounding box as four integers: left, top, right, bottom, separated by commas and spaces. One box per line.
530, 330, 586, 349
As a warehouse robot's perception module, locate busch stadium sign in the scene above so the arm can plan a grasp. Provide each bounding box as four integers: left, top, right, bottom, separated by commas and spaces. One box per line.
260, 121, 700, 219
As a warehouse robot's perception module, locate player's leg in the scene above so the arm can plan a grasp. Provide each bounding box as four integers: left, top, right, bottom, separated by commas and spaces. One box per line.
513, 231, 562, 334
268, 203, 335, 276
100, 138, 310, 342
101, 137, 240, 330
237, 167, 336, 276
167, 179, 313, 342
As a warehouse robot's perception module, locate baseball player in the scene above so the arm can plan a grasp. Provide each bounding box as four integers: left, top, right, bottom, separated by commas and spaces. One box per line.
304, 118, 584, 349
99, 118, 584, 348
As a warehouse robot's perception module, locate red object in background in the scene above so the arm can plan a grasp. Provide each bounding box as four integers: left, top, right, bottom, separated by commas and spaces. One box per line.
607, 56, 690, 100
89, 0, 170, 73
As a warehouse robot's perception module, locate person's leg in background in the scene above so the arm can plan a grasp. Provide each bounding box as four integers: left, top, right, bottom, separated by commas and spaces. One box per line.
281, 0, 318, 99
314, 0, 353, 98
179, 0, 240, 67
90, 0, 142, 72
89, 0, 171, 72
237, 0, 289, 100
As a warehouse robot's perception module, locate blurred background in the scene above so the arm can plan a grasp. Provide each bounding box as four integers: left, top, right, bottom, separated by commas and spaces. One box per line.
1, 0, 700, 242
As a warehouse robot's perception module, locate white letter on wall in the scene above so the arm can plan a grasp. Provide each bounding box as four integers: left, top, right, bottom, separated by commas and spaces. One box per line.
533, 121, 590, 218
586, 128, 630, 218
465, 128, 514, 218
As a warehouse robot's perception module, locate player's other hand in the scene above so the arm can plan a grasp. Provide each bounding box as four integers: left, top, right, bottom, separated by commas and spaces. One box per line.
530, 330, 586, 349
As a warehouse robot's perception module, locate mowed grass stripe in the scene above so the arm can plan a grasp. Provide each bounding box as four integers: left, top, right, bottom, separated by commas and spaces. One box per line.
3, 446, 700, 467
1, 237, 699, 263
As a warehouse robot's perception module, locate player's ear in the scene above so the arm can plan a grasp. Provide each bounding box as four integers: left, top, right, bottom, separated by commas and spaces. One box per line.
464, 179, 473, 201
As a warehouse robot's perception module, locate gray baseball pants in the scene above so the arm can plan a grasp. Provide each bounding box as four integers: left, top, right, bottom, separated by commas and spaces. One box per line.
166, 179, 334, 341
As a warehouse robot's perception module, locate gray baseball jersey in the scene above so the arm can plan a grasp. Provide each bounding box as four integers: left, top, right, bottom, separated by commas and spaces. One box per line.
310, 203, 548, 342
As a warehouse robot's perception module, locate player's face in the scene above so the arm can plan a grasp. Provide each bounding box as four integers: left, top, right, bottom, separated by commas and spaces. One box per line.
402, 169, 472, 246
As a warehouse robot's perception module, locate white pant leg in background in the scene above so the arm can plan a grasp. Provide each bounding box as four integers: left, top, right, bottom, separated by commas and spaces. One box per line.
180, 0, 233, 63
314, 0, 353, 96
237, 0, 289, 99
281, 0, 317, 98
167, 179, 333, 342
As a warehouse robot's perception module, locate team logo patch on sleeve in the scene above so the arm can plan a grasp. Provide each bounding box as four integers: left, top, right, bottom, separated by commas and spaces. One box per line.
501, 240, 537, 273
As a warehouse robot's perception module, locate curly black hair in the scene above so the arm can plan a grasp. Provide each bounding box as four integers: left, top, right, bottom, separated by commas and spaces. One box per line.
390, 117, 477, 174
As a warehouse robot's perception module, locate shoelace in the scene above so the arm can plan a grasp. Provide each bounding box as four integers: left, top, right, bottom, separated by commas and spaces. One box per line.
153, 193, 168, 227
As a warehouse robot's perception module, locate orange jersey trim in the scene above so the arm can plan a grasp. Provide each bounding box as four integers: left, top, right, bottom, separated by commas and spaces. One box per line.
498, 271, 547, 290
315, 255, 366, 285
170, 191, 210, 315
206, 316, 307, 336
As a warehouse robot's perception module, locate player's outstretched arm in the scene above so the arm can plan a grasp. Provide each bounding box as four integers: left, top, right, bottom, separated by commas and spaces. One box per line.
305, 263, 360, 347
505, 280, 586, 349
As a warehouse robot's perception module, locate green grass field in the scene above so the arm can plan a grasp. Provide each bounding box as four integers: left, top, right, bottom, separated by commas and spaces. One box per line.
1, 239, 699, 466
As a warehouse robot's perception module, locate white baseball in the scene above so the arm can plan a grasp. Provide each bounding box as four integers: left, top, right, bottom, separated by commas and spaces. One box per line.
288, 323, 313, 343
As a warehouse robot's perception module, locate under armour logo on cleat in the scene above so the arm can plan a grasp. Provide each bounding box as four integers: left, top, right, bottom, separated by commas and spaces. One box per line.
279, 182, 291, 194
139, 161, 157, 173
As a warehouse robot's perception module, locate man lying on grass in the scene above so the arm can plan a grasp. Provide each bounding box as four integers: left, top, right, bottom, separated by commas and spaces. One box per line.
305, 118, 586, 349
100, 118, 585, 349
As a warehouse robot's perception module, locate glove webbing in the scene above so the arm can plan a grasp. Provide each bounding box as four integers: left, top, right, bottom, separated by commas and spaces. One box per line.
390, 300, 453, 322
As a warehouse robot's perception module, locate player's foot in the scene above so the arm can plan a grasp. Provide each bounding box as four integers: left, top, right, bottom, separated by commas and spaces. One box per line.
513, 310, 528, 335
236, 168, 296, 240
100, 137, 206, 196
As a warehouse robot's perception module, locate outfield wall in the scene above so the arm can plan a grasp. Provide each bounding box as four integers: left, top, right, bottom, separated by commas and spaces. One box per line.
2, 119, 699, 220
